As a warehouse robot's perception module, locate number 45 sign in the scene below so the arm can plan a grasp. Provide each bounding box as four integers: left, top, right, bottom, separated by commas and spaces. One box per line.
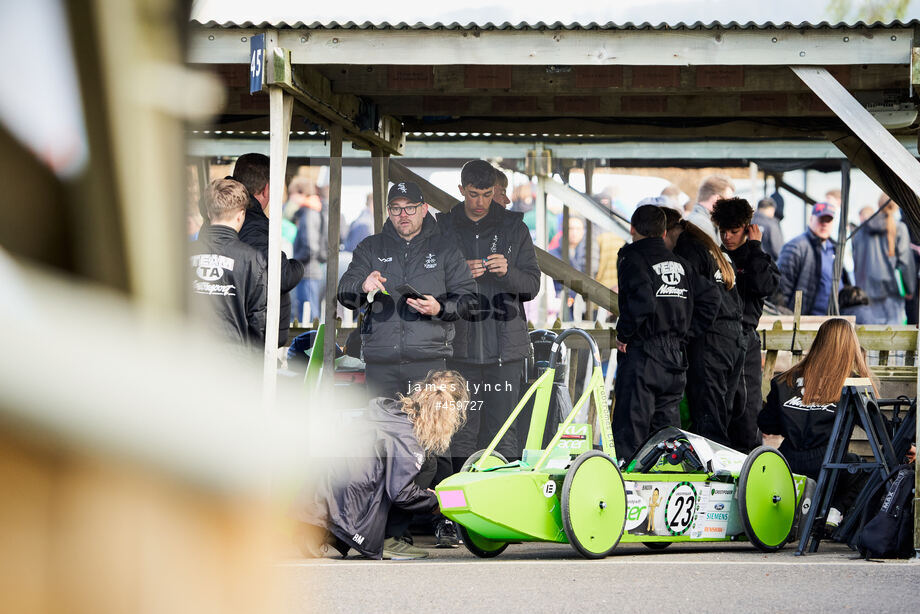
249, 34, 265, 94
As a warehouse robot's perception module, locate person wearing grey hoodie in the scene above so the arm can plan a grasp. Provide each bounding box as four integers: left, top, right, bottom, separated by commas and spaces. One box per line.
851, 194, 916, 324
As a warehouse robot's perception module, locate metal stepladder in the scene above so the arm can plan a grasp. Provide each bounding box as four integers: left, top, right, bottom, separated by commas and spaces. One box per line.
795, 378, 901, 555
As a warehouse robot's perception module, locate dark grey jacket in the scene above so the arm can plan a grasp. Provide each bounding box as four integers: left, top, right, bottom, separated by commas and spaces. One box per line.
293, 205, 328, 280
777, 230, 837, 315
291, 398, 437, 559
237, 195, 305, 346
852, 213, 916, 301
438, 201, 541, 364
337, 214, 476, 363
752, 211, 784, 262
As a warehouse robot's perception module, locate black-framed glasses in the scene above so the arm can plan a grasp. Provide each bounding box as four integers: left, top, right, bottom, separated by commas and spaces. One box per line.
388, 204, 419, 217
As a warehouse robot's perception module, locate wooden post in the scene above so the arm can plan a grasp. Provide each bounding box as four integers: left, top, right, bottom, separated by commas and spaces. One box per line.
263, 85, 293, 405
536, 173, 548, 324
560, 204, 570, 320
790, 290, 804, 365
195, 158, 210, 215
323, 125, 343, 375
830, 160, 851, 316
761, 325, 783, 400
583, 160, 595, 321
371, 149, 388, 233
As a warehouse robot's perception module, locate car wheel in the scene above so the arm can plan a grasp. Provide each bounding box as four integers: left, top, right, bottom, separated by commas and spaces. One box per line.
561, 450, 626, 559
738, 445, 796, 552
456, 523, 508, 558
461, 449, 508, 472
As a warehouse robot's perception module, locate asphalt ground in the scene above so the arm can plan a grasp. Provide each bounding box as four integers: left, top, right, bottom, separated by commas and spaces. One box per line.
277, 537, 920, 613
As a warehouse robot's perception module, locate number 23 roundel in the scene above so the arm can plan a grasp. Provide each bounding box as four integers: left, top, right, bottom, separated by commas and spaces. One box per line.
664, 482, 697, 536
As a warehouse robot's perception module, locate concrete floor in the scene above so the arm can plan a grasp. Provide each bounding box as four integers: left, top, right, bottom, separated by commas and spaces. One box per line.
277, 536, 920, 613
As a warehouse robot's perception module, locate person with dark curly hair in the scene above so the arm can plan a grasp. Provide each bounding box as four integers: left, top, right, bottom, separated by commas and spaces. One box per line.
711, 197, 779, 452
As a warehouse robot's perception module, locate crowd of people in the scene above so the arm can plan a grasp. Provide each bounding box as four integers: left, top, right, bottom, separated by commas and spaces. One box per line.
187, 156, 914, 560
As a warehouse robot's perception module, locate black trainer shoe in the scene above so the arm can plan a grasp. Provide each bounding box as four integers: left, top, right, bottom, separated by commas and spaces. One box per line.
434, 519, 460, 548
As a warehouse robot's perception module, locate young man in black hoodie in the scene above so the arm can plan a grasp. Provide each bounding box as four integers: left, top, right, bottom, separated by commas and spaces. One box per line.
613, 205, 699, 461
190, 179, 267, 350
438, 160, 541, 469
711, 197, 779, 452
231, 153, 304, 347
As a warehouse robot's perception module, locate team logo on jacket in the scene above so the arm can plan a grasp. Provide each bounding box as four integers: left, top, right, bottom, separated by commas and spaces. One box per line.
652, 261, 688, 299
714, 268, 724, 284
378, 256, 392, 263
424, 252, 437, 269
783, 396, 836, 413
190, 254, 237, 296
192, 254, 234, 281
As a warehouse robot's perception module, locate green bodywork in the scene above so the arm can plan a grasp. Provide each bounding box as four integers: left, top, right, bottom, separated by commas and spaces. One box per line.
437, 344, 618, 545
435, 329, 804, 556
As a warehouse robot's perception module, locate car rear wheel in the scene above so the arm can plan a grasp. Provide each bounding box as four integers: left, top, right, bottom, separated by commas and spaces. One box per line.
738, 446, 796, 552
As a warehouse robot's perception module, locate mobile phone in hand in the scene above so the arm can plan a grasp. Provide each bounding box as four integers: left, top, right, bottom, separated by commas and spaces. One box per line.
395, 283, 426, 300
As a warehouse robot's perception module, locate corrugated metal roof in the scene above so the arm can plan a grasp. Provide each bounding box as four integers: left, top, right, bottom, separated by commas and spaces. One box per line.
190, 19, 919, 30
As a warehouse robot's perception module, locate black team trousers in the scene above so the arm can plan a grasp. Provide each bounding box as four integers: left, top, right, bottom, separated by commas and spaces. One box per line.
612, 337, 687, 462
727, 327, 763, 453
686, 324, 744, 448
448, 360, 524, 472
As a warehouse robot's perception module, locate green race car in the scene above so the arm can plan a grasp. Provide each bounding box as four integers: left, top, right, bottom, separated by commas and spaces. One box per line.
436, 329, 813, 559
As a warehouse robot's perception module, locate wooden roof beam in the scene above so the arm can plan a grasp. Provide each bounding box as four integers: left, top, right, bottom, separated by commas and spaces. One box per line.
265, 46, 404, 155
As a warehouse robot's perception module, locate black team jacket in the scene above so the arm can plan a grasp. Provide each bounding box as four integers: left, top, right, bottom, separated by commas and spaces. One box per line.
238, 194, 305, 346
190, 224, 268, 349
722, 239, 779, 330
337, 214, 476, 364
438, 201, 541, 365
616, 237, 698, 347
674, 232, 739, 331
758, 375, 838, 452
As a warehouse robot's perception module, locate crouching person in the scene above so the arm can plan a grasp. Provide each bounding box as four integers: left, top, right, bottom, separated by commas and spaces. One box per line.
292, 370, 468, 560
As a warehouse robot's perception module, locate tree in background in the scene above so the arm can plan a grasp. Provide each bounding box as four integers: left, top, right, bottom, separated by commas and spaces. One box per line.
828, 0, 912, 21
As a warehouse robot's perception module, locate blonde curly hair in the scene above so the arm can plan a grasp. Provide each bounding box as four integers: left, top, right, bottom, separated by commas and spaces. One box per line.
399, 370, 469, 454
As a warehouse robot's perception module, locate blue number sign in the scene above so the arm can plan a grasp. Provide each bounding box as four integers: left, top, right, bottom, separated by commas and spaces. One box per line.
249, 34, 265, 94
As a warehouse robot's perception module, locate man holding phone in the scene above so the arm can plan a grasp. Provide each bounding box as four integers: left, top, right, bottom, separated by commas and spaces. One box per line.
337, 181, 475, 399
438, 160, 541, 469
711, 197, 779, 453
